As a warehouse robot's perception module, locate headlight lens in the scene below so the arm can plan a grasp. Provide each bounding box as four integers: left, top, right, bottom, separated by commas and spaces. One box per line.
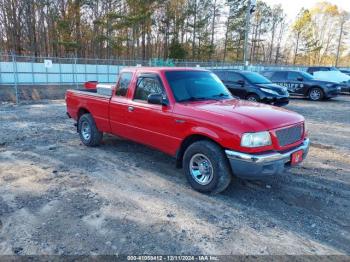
260, 88, 279, 95
241, 131, 272, 148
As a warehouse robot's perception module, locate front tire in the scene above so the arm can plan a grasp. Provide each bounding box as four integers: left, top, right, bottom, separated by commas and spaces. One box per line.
309, 87, 324, 101
246, 94, 260, 102
183, 141, 232, 194
78, 113, 103, 146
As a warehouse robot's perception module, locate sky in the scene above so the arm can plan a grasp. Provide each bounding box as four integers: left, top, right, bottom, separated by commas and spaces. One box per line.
262, 0, 350, 20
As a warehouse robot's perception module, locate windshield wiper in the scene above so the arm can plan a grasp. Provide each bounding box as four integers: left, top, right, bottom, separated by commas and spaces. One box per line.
178, 97, 209, 102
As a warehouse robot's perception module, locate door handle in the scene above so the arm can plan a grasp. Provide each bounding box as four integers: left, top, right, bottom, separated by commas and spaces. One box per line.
128, 106, 134, 112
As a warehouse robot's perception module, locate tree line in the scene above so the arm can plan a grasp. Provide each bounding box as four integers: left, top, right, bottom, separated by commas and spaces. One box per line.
0, 0, 349, 66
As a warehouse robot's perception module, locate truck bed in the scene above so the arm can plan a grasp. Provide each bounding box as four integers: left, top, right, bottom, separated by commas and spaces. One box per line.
66, 89, 112, 133
73, 88, 112, 98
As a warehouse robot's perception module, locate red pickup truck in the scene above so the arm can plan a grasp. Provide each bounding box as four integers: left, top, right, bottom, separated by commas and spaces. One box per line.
66, 67, 309, 194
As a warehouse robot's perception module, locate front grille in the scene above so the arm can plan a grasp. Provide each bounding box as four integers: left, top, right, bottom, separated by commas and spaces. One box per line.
276, 124, 303, 147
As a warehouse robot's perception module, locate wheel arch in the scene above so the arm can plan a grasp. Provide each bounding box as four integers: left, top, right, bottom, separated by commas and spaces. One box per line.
307, 85, 324, 94
77, 107, 90, 132
77, 107, 90, 120
176, 134, 223, 168
308, 85, 325, 99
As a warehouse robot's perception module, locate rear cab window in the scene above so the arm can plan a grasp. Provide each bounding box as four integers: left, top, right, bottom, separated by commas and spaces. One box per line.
116, 72, 133, 97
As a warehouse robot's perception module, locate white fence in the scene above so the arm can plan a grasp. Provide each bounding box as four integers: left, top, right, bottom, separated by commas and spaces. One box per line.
0, 54, 348, 103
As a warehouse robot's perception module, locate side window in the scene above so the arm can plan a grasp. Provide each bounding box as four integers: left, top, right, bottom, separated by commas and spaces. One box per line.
116, 72, 133, 97
308, 68, 316, 74
227, 73, 244, 82
287, 72, 301, 81
271, 71, 287, 81
214, 71, 227, 81
134, 77, 164, 101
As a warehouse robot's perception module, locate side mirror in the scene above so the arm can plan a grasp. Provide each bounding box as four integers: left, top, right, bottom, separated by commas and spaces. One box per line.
147, 94, 168, 106
297, 77, 304, 81
237, 80, 245, 86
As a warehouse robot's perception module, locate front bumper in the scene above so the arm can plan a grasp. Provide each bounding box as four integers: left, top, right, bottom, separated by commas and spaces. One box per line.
261, 96, 289, 107
340, 84, 350, 93
225, 138, 310, 179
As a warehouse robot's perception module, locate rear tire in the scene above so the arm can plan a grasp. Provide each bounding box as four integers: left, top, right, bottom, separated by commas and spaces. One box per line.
246, 94, 260, 102
183, 141, 232, 194
78, 113, 103, 146
308, 87, 324, 101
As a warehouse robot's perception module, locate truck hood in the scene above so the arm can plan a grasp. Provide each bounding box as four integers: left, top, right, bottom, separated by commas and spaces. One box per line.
179, 99, 304, 132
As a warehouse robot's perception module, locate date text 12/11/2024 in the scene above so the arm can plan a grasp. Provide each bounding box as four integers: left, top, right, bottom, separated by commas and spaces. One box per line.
126, 255, 219, 261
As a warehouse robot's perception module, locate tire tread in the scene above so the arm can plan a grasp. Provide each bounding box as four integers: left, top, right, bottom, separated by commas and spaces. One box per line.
183, 140, 232, 194
78, 113, 103, 146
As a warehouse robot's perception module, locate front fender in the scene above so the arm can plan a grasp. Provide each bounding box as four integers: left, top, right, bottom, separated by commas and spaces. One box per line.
187, 125, 241, 150
190, 126, 221, 142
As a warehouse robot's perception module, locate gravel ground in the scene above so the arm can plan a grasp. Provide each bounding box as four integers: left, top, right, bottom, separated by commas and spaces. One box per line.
0, 96, 349, 255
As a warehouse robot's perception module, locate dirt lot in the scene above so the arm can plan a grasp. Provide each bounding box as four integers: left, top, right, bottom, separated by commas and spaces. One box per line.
0, 96, 349, 256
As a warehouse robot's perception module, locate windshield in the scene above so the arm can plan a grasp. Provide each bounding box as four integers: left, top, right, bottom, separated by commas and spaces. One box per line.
244, 72, 271, 84
165, 71, 232, 102
300, 71, 314, 80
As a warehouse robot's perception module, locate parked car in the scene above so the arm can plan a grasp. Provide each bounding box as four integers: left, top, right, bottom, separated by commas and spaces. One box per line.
306, 67, 350, 93
339, 70, 350, 92
261, 70, 342, 101
340, 69, 350, 76
66, 67, 309, 194
306, 66, 340, 75
212, 70, 289, 106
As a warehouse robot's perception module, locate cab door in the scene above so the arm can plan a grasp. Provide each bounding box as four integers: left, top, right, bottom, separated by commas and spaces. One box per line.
109, 71, 135, 138
124, 73, 180, 156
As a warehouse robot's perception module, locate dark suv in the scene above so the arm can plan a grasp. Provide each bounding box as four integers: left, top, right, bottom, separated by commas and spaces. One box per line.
307, 67, 350, 93
212, 70, 289, 106
262, 70, 342, 101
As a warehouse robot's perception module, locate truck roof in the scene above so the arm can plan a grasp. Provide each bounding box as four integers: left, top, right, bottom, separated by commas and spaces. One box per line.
121, 67, 209, 73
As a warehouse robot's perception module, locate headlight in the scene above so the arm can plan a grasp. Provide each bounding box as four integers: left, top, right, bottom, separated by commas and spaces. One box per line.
260, 88, 279, 95
241, 131, 272, 148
